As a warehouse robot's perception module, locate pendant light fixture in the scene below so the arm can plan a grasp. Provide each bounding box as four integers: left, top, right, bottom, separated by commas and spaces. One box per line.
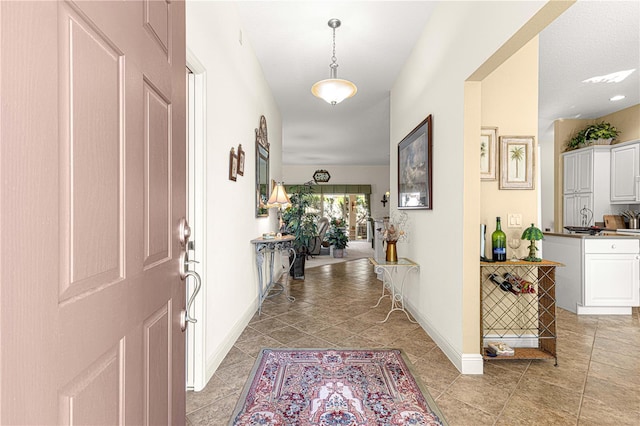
311, 18, 357, 105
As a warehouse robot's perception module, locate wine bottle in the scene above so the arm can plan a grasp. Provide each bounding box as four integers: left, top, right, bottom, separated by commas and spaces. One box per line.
505, 273, 534, 294
492, 217, 507, 261
488, 273, 518, 294
502, 272, 523, 293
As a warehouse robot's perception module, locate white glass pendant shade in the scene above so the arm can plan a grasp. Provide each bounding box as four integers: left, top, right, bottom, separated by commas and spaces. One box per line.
311, 18, 357, 106
311, 78, 357, 105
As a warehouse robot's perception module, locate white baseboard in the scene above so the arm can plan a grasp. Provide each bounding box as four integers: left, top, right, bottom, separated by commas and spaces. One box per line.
577, 304, 632, 315
404, 299, 483, 375
201, 300, 257, 391
461, 354, 484, 374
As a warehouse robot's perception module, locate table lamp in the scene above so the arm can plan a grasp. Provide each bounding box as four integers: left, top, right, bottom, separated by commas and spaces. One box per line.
521, 223, 544, 262
267, 182, 291, 233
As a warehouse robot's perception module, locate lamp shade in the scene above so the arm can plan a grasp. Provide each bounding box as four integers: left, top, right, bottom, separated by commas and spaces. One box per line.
311, 78, 357, 105
521, 223, 543, 262
267, 183, 291, 207
521, 224, 544, 241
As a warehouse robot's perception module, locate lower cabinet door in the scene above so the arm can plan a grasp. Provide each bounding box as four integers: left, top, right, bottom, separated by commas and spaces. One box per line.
584, 253, 640, 306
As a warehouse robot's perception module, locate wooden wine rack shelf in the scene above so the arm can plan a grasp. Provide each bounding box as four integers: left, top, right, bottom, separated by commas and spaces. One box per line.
480, 260, 563, 365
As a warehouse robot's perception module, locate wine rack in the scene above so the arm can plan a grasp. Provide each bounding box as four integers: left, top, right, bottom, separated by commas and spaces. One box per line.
480, 260, 562, 365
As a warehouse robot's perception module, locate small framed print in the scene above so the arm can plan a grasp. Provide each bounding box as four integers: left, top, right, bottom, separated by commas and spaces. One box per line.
499, 136, 534, 189
237, 144, 245, 176
480, 127, 498, 180
229, 147, 238, 181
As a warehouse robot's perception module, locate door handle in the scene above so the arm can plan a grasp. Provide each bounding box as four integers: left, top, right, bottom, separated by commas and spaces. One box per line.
180, 270, 202, 332
178, 246, 201, 331
179, 251, 200, 279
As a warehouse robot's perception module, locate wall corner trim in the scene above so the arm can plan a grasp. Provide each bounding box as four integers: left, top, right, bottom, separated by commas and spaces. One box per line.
461, 354, 484, 375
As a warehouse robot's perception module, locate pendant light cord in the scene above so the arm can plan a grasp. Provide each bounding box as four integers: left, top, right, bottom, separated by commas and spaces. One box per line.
330, 26, 338, 75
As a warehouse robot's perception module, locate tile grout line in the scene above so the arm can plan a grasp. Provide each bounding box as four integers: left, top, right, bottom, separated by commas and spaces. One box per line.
575, 317, 598, 424
492, 360, 532, 425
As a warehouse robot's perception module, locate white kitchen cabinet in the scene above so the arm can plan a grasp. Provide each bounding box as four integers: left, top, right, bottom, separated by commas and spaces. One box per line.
564, 149, 593, 194
610, 140, 640, 203
584, 239, 640, 309
561, 146, 611, 227
564, 193, 593, 227
543, 234, 640, 315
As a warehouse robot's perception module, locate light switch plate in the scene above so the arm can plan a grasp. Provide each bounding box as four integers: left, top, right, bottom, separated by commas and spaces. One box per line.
507, 213, 522, 228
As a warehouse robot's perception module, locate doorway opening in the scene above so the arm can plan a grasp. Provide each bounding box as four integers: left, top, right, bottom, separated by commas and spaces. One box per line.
309, 193, 370, 240
186, 52, 207, 391
288, 184, 373, 241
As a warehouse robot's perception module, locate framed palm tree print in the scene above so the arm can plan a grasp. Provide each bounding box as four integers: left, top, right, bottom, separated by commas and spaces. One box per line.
499, 136, 534, 189
480, 127, 498, 180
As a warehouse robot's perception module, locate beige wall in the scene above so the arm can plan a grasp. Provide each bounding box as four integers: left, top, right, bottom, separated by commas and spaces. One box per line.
553, 104, 640, 229
481, 38, 540, 260
602, 104, 640, 143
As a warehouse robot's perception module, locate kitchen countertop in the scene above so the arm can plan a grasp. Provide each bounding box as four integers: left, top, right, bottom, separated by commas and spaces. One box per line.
544, 231, 640, 239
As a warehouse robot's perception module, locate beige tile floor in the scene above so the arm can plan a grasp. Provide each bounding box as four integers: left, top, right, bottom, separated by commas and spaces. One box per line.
187, 259, 640, 425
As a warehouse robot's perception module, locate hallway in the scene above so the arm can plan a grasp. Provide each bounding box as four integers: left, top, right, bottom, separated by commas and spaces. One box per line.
187, 259, 640, 425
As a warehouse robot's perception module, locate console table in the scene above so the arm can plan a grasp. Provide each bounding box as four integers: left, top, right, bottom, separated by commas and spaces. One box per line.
251, 235, 296, 314
368, 257, 419, 323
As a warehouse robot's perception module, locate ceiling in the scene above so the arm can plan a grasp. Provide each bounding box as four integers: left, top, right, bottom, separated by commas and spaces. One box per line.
237, 1, 640, 166
539, 0, 639, 144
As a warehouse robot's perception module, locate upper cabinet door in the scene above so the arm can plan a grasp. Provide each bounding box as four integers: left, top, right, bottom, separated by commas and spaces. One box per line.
563, 152, 578, 194
611, 141, 640, 203
563, 148, 593, 194
577, 150, 594, 193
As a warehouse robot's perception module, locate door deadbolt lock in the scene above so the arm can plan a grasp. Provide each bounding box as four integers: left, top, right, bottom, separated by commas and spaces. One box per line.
179, 218, 191, 247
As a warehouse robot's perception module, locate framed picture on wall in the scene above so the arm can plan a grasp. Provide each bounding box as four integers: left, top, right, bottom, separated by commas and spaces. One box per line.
499, 136, 534, 189
237, 144, 245, 176
480, 127, 498, 180
229, 147, 238, 181
397, 114, 433, 209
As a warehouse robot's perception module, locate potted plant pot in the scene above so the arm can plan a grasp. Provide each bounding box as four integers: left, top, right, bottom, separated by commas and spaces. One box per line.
281, 184, 318, 280
289, 251, 306, 279
326, 221, 349, 258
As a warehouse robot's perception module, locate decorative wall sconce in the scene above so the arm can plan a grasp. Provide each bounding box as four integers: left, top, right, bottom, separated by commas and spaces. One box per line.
381, 191, 390, 207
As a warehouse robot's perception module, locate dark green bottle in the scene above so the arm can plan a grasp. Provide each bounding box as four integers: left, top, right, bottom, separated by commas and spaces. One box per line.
492, 217, 506, 261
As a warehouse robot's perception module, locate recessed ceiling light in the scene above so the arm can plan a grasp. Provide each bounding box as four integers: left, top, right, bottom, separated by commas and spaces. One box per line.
610, 95, 626, 101
582, 69, 636, 84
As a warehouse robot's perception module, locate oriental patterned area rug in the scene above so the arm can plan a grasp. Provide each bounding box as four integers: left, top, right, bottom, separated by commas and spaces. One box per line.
230, 348, 447, 426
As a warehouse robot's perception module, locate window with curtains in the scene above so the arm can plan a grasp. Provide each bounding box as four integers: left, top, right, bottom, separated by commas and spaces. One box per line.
285, 184, 372, 240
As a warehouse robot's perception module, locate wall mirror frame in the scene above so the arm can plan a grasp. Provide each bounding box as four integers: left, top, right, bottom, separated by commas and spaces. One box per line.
255, 115, 270, 217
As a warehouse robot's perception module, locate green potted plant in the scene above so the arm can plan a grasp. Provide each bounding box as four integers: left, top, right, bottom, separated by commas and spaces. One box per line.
566, 121, 620, 151
326, 220, 349, 258
281, 184, 318, 279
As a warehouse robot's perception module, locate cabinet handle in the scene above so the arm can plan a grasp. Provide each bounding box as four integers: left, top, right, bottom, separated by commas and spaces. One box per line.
611, 244, 616, 249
